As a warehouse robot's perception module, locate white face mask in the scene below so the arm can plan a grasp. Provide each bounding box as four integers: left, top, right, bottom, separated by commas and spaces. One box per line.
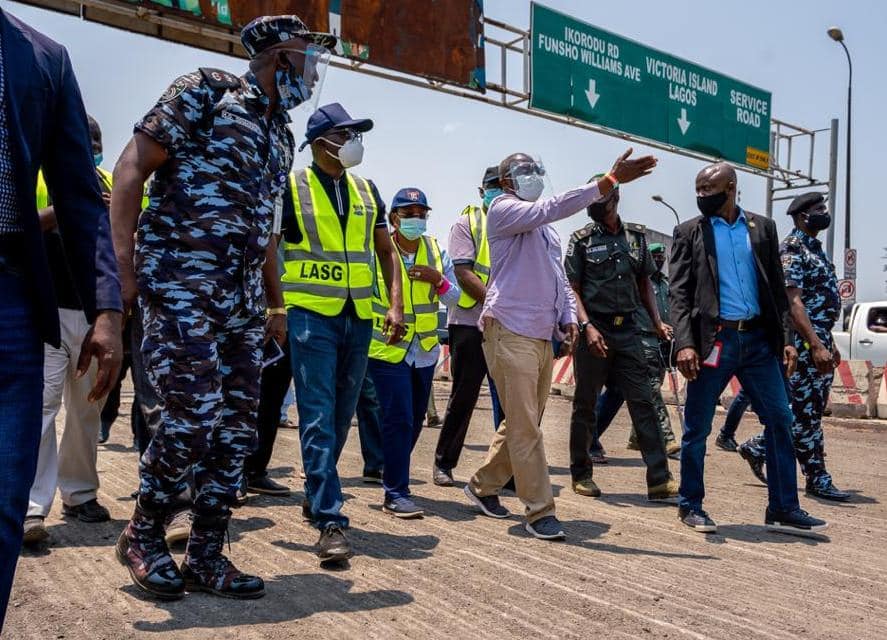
321, 136, 365, 168
513, 173, 545, 202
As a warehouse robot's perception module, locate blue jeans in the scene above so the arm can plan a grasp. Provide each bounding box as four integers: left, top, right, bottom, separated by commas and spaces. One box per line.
720, 389, 751, 439
594, 387, 624, 450
355, 373, 386, 475
288, 307, 372, 529
0, 273, 43, 631
368, 358, 435, 501
680, 328, 799, 514
488, 375, 504, 430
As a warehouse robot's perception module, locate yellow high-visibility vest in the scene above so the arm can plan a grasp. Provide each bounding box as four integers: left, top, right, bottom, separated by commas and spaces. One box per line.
280, 168, 378, 319
369, 235, 443, 364
35, 167, 134, 208
456, 205, 491, 309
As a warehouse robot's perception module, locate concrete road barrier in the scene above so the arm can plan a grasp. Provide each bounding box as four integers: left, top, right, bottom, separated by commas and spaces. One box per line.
828, 360, 873, 418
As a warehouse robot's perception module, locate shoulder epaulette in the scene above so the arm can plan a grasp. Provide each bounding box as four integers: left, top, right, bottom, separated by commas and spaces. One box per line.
198, 67, 240, 90
571, 222, 597, 242
782, 234, 802, 249
625, 221, 646, 233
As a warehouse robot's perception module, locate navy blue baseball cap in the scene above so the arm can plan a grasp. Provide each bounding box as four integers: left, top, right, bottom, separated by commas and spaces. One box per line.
391, 188, 431, 211
299, 103, 373, 151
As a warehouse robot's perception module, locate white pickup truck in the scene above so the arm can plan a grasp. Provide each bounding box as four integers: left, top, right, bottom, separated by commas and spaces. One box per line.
833, 301, 887, 363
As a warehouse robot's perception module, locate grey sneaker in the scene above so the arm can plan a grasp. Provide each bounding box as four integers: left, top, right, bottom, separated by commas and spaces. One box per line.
525, 516, 566, 540
463, 484, 509, 519
22, 516, 49, 546
382, 496, 424, 519
678, 507, 718, 533
432, 465, 454, 487
164, 508, 192, 546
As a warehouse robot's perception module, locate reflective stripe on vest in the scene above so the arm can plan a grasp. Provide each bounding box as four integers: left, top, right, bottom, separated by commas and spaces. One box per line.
456, 205, 491, 309
280, 168, 377, 319
369, 235, 442, 364
36, 170, 49, 209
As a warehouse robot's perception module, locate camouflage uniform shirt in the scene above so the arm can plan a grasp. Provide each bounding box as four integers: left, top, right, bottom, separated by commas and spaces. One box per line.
780, 227, 841, 346
135, 68, 294, 319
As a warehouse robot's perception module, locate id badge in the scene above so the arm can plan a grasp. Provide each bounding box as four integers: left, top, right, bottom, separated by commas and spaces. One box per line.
702, 341, 723, 368
272, 197, 283, 235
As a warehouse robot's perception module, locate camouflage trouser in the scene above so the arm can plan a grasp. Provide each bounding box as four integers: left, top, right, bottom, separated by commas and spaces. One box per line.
741, 344, 833, 487
628, 343, 676, 447
137, 297, 263, 518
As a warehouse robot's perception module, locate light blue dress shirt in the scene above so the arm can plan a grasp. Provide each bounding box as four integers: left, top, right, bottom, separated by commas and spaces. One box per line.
710, 208, 760, 320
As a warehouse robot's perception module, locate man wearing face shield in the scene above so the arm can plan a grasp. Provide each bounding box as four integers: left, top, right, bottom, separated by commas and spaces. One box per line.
669, 163, 827, 536
432, 166, 506, 487
564, 181, 678, 501
110, 15, 335, 599
462, 149, 657, 540
734, 193, 850, 502
277, 103, 404, 562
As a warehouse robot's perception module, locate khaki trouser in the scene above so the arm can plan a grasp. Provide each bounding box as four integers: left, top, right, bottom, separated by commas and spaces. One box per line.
470, 319, 555, 523
28, 308, 103, 517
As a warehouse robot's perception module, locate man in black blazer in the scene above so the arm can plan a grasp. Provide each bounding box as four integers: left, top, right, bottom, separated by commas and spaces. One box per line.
0, 8, 122, 630
669, 162, 825, 536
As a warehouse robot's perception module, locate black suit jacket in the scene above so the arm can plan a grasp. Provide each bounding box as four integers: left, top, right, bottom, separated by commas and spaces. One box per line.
1, 8, 121, 346
669, 210, 791, 360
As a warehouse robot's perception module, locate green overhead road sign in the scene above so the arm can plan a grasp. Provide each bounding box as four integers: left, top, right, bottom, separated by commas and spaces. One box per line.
529, 2, 772, 169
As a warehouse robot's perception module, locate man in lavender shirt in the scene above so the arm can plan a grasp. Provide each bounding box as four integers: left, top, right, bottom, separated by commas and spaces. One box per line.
462, 149, 657, 540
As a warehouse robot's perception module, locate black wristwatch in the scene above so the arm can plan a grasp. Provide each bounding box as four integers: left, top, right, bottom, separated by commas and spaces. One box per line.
579, 321, 590, 332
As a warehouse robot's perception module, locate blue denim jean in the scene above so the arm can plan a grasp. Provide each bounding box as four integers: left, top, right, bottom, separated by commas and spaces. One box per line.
680, 328, 799, 514
488, 375, 504, 430
367, 358, 435, 501
720, 389, 751, 439
0, 273, 43, 632
593, 386, 624, 450
288, 307, 372, 530
355, 372, 386, 475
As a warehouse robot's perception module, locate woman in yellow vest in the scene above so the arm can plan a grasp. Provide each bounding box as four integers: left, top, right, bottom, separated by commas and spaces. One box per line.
368, 188, 461, 518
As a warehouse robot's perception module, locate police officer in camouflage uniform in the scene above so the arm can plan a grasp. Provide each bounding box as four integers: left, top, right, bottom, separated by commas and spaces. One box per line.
564, 178, 677, 501
737, 193, 851, 501
110, 15, 336, 600
597, 242, 680, 456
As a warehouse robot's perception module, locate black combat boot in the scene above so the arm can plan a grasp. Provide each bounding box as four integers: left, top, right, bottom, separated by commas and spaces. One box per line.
115, 497, 185, 600
181, 511, 265, 599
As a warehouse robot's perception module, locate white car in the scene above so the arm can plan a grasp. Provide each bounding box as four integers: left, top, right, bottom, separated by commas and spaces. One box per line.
833, 301, 887, 363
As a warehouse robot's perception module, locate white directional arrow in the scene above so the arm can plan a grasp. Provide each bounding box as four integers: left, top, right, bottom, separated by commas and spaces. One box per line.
677, 108, 691, 135
585, 79, 600, 108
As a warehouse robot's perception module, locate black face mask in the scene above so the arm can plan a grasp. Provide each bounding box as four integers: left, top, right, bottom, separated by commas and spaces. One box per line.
803, 211, 832, 231
587, 202, 609, 221
696, 191, 727, 217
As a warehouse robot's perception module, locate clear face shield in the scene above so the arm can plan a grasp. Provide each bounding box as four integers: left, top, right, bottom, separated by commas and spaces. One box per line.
277, 43, 332, 113
506, 156, 554, 202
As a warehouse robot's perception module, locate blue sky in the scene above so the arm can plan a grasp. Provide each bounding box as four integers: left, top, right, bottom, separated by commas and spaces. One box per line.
9, 0, 887, 300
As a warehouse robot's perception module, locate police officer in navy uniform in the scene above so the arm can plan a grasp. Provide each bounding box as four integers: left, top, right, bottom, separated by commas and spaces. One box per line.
594, 242, 680, 456
564, 177, 677, 501
110, 15, 336, 600
737, 193, 851, 501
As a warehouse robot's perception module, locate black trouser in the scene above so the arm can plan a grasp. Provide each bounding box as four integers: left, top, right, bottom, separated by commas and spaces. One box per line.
434, 324, 489, 471
245, 345, 292, 479
101, 316, 133, 432
569, 321, 670, 487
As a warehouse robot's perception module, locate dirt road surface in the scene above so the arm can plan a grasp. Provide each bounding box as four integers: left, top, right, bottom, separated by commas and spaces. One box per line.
5, 383, 886, 639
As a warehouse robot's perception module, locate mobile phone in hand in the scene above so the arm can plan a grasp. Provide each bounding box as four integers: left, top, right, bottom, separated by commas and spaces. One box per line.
262, 339, 285, 369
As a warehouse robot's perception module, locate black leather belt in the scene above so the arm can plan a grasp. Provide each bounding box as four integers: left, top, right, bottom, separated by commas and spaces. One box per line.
718, 317, 761, 331
591, 312, 634, 329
